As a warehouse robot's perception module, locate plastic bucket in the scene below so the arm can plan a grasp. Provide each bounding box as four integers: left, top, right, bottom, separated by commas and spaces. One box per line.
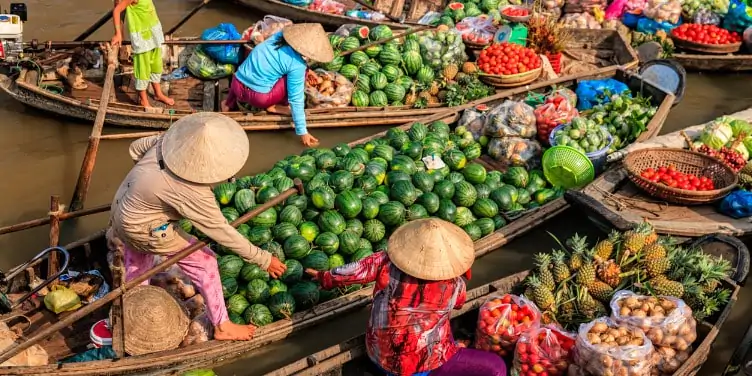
638, 59, 686, 107
548, 124, 613, 174
90, 319, 112, 348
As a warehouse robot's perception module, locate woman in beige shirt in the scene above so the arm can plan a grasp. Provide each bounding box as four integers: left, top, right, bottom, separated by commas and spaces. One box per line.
107, 112, 286, 341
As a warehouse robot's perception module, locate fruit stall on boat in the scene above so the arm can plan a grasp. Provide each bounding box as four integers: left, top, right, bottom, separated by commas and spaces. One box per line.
265, 226, 748, 376
566, 107, 752, 238
0, 67, 672, 374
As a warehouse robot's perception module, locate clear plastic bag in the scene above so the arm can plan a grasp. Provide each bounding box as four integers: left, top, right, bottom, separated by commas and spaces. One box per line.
573, 317, 654, 376
487, 137, 543, 168
187, 47, 235, 80
418, 29, 468, 70
513, 325, 576, 376
458, 106, 488, 140
560, 12, 603, 28
150, 265, 197, 301
650, 346, 692, 375
455, 16, 497, 45
473, 293, 541, 357
625, 0, 648, 13
200, 23, 242, 65
184, 294, 207, 319
534, 94, 579, 144
305, 69, 355, 108
309, 0, 347, 15
643, 0, 682, 23
610, 291, 697, 351
243, 15, 292, 46
334, 24, 360, 37
181, 313, 213, 347
484, 101, 537, 138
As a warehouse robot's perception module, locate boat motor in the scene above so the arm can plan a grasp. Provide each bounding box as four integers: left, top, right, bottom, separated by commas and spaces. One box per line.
0, 246, 69, 314
0, 3, 26, 63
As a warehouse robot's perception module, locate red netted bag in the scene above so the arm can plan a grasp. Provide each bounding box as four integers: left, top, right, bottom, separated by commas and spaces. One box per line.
534, 94, 579, 145
513, 325, 576, 376
473, 293, 541, 358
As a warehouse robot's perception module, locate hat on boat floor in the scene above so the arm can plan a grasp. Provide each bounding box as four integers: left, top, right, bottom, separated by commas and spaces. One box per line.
387, 218, 475, 281
161, 112, 249, 184
282, 23, 335, 63
118, 285, 189, 356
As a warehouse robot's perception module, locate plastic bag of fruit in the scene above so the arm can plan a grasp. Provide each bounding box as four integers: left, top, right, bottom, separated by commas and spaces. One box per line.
309, 0, 346, 14
559, 12, 603, 28
487, 137, 543, 168
651, 346, 693, 374
534, 94, 579, 145
564, 0, 607, 14
624, 0, 648, 13
571, 317, 654, 376
333, 24, 360, 37
643, 0, 682, 23
305, 69, 354, 108
609, 291, 697, 352
473, 293, 541, 357
458, 105, 489, 141
484, 100, 537, 138
244, 15, 293, 46
455, 16, 497, 45
694, 8, 722, 25
513, 325, 575, 376
575, 78, 630, 111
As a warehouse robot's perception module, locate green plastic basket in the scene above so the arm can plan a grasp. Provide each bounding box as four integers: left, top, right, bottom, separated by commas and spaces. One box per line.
542, 146, 595, 189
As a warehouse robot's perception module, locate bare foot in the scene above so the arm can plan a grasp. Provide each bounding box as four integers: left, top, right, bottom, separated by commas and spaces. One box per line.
214, 320, 256, 341
266, 105, 291, 115
139, 98, 153, 109
156, 95, 175, 106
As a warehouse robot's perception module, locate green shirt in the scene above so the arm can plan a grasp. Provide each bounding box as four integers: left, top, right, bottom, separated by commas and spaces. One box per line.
125, 0, 164, 54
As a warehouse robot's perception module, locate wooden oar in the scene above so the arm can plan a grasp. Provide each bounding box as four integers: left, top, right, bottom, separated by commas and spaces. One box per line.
0, 181, 304, 364
338, 25, 431, 57
74, 11, 114, 41
165, 0, 214, 36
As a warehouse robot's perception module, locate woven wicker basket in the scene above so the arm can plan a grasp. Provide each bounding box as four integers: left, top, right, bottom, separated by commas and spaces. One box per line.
670, 35, 742, 54
623, 148, 738, 205
478, 67, 541, 88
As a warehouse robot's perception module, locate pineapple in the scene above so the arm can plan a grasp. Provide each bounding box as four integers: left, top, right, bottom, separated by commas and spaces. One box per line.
461, 61, 477, 74
556, 283, 577, 318
623, 226, 647, 253
528, 275, 555, 310
594, 230, 620, 260
534, 253, 556, 291
596, 259, 621, 288
650, 275, 685, 297
681, 277, 704, 310
576, 262, 596, 287
418, 91, 433, 102
643, 242, 666, 261
427, 95, 440, 105
645, 257, 671, 278
437, 90, 448, 102
405, 92, 418, 106
698, 256, 731, 293
588, 279, 615, 302
442, 63, 459, 81
639, 221, 659, 246
551, 250, 571, 284
576, 286, 602, 320
567, 234, 589, 271
741, 161, 752, 176
428, 81, 440, 96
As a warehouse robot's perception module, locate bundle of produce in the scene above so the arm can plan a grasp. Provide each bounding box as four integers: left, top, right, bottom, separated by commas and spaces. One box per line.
527, 14, 572, 73
476, 42, 542, 76
682, 0, 728, 19
417, 27, 469, 71
304, 69, 355, 108
643, 0, 682, 23
308, 0, 346, 14
610, 292, 697, 351
672, 23, 742, 44
651, 345, 693, 375
441, 75, 494, 108
534, 92, 580, 145
638, 164, 717, 191
693, 9, 722, 25
438, 0, 506, 27
559, 12, 602, 28
570, 318, 654, 376
583, 94, 657, 152
694, 117, 749, 171
457, 104, 489, 141
455, 15, 497, 45
473, 293, 541, 357
550, 117, 612, 155
487, 138, 544, 169
512, 325, 575, 376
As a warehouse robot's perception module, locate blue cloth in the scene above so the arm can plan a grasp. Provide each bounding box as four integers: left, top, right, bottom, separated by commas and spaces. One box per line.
719, 190, 752, 219
201, 23, 241, 65
575, 79, 631, 110
236, 32, 308, 135
636, 17, 682, 34
622, 12, 642, 28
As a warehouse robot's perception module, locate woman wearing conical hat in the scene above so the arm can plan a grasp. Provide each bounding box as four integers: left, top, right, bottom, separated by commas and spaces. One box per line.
106, 112, 286, 341
307, 218, 508, 376
220, 23, 334, 147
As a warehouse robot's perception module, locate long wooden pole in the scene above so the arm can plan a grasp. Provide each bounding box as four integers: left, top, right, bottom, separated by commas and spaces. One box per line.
47, 195, 61, 276
165, 0, 214, 36
0, 181, 304, 364
74, 11, 114, 41
0, 204, 110, 235
69, 44, 119, 212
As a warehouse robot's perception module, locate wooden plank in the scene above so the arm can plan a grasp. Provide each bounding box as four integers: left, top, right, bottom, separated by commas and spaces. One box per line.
202, 80, 216, 112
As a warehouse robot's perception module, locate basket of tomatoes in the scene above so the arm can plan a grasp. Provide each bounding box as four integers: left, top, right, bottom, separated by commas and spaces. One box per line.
623, 148, 738, 205
513, 325, 575, 376
477, 43, 542, 88
474, 293, 541, 358
500, 5, 532, 23
670, 23, 742, 54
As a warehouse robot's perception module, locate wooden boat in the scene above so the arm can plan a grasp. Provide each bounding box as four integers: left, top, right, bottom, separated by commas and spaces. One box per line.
265, 268, 742, 376
565, 107, 752, 238
0, 67, 670, 375
0, 29, 637, 130
672, 53, 752, 72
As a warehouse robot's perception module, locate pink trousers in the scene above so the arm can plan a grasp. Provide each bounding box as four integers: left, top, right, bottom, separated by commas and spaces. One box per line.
124, 244, 230, 326
225, 74, 289, 111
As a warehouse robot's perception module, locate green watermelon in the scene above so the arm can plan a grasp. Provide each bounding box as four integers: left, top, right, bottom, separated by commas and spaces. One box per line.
378, 201, 406, 227
358, 238, 372, 252
314, 232, 340, 255
370, 72, 388, 90
372, 145, 395, 162
269, 279, 288, 296
245, 279, 270, 304
339, 157, 366, 177
417, 192, 440, 214
463, 144, 482, 160
361, 61, 381, 76
396, 76, 414, 90
352, 90, 369, 107
361, 197, 381, 219
236, 176, 253, 190
412, 171, 435, 192
381, 65, 402, 82
329, 253, 346, 269
378, 49, 401, 66
475, 218, 496, 237
369, 25, 393, 40
472, 198, 499, 218
437, 199, 458, 222
390, 180, 418, 206
283, 235, 310, 260
247, 226, 272, 245
221, 207, 239, 223
280, 259, 303, 284
408, 122, 428, 142
453, 181, 478, 207
369, 191, 390, 205
402, 39, 420, 52
178, 218, 193, 234
406, 204, 429, 221
355, 175, 379, 193
286, 195, 308, 212
475, 183, 491, 199
354, 75, 371, 94
330, 171, 355, 192
262, 241, 285, 262
352, 248, 374, 262
369, 90, 388, 107
340, 36, 361, 51
250, 174, 274, 190
401, 141, 423, 161
274, 176, 295, 193
364, 44, 382, 58
338, 231, 361, 255
243, 304, 273, 327
251, 207, 277, 228
403, 51, 423, 75
240, 263, 269, 282
345, 219, 364, 238
301, 250, 330, 272
454, 207, 476, 227
218, 255, 244, 279
233, 189, 256, 214
310, 187, 335, 210
285, 164, 316, 182
490, 186, 518, 211
504, 167, 529, 188
444, 150, 467, 171
390, 155, 417, 175
214, 182, 237, 205
416, 66, 435, 85
289, 281, 320, 310
462, 163, 487, 184
229, 312, 245, 325
433, 179, 456, 199
318, 210, 347, 235
349, 50, 370, 67
268, 291, 296, 320
272, 222, 299, 242
339, 64, 359, 81
227, 294, 250, 316
278, 205, 302, 226
299, 221, 320, 242
463, 223, 482, 241
221, 276, 238, 298
324, 55, 344, 72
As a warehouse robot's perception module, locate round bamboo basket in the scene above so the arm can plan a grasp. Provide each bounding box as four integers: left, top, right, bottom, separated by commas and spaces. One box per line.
117, 285, 190, 356
670, 35, 741, 54
464, 40, 491, 50
478, 67, 542, 88
623, 148, 738, 205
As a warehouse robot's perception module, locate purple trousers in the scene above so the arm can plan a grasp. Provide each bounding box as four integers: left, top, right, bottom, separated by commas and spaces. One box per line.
225, 74, 289, 111
379, 348, 508, 376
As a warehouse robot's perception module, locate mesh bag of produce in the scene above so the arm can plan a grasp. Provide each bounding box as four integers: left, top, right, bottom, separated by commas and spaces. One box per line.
244, 15, 292, 46
187, 47, 235, 80
455, 16, 497, 45
609, 291, 697, 352
534, 94, 579, 145
473, 293, 541, 358
484, 101, 537, 139
560, 12, 603, 28
304, 69, 355, 108
487, 137, 542, 168
651, 346, 693, 374
723, 0, 752, 32
417, 29, 468, 70
571, 317, 654, 376
643, 0, 682, 23
512, 325, 576, 376
458, 106, 488, 140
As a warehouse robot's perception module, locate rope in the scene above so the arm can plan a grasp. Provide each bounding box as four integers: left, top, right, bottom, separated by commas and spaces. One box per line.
47, 203, 67, 217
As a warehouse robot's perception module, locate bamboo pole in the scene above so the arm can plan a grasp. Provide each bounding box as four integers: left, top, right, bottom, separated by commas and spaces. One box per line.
47, 195, 61, 276
165, 0, 213, 36
69, 44, 119, 212
0, 181, 304, 364
0, 204, 110, 235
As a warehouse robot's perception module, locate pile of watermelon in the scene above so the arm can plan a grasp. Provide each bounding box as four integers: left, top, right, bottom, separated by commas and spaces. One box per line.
184, 119, 562, 328
437, 0, 520, 27
320, 25, 468, 108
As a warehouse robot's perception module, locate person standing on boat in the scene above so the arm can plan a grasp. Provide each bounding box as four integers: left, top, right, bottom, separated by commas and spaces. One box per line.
106, 112, 286, 341
306, 218, 508, 376
220, 23, 334, 147
110, 0, 174, 108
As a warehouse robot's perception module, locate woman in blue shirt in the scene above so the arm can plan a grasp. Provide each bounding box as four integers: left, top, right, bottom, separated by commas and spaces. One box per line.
221, 23, 334, 147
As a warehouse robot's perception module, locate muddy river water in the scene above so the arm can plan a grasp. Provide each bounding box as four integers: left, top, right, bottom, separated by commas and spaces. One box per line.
1, 1, 752, 374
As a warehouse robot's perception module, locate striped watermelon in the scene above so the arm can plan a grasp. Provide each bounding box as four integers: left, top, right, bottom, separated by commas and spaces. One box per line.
384, 83, 406, 102
370, 72, 388, 90
402, 51, 423, 76
329, 35, 344, 49
403, 39, 420, 52
339, 64, 359, 81
350, 26, 370, 41
396, 76, 414, 90
360, 61, 381, 77
416, 66, 435, 85
378, 49, 402, 66
354, 76, 371, 93
364, 44, 381, 58
381, 65, 403, 82
369, 91, 388, 107
351, 90, 369, 107
324, 55, 344, 72
349, 51, 369, 66
340, 37, 361, 51
369, 25, 393, 41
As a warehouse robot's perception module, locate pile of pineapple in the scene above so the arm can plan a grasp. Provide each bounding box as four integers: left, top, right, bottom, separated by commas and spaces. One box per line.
739, 161, 752, 190
524, 221, 733, 330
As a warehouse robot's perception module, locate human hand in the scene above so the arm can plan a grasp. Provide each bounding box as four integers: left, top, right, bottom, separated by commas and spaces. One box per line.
267, 256, 287, 278
306, 70, 319, 86
305, 268, 320, 281
301, 133, 320, 147
110, 34, 123, 48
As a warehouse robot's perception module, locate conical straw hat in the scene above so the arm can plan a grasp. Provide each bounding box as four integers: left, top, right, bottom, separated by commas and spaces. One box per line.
282, 23, 335, 63
117, 285, 190, 356
387, 218, 475, 281
161, 112, 249, 184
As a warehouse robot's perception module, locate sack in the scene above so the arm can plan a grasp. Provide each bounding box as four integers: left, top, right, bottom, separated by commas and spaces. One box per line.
201, 23, 242, 65
513, 325, 576, 376
458, 106, 489, 141
575, 78, 631, 110
473, 293, 541, 357
636, 16, 682, 33
571, 317, 654, 376
0, 322, 48, 366
643, 0, 682, 23
305, 69, 355, 108
534, 93, 579, 145
719, 190, 752, 218
484, 101, 537, 139
605, 0, 629, 18
622, 11, 644, 27
309, 0, 347, 15
44, 286, 81, 314
723, 0, 752, 33
455, 16, 497, 45
609, 291, 697, 351
244, 15, 292, 46
187, 47, 235, 80
487, 137, 543, 168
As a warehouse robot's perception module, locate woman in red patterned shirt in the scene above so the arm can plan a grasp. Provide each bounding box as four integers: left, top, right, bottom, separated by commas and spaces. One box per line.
306, 218, 508, 376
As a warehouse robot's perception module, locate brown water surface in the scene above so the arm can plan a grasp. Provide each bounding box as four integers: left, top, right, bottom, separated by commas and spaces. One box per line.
1, 2, 751, 374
